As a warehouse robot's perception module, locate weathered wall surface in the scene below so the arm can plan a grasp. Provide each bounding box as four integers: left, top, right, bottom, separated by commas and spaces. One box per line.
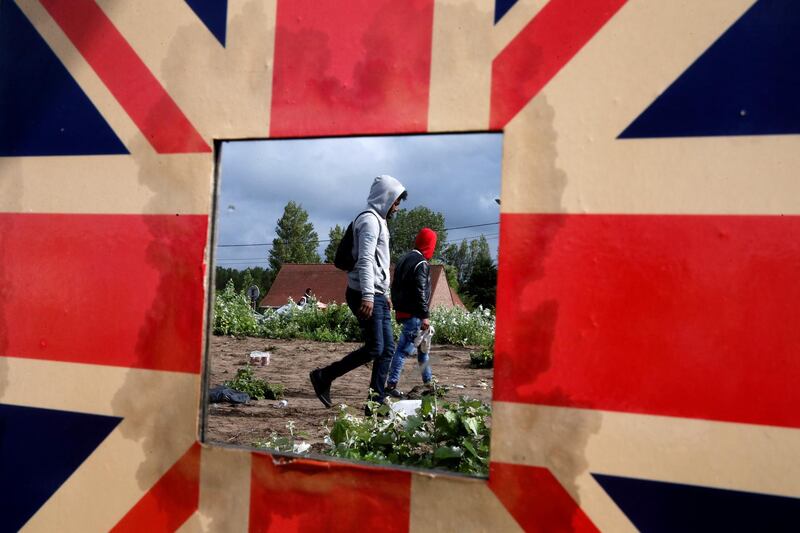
1, 0, 798, 530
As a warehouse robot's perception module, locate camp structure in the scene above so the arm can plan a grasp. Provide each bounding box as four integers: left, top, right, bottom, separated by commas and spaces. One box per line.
259, 263, 465, 309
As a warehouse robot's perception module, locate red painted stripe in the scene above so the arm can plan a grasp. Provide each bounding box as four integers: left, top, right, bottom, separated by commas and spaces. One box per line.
495, 213, 800, 428
40, 0, 210, 153
489, 462, 599, 532
270, 0, 434, 137
111, 442, 201, 532
490, 0, 627, 129
0, 213, 207, 373
249, 454, 411, 532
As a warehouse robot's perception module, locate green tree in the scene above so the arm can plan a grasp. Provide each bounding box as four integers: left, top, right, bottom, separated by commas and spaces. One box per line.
215, 266, 274, 298
442, 235, 492, 287
215, 266, 235, 292
442, 241, 470, 286
324, 224, 345, 263
268, 201, 320, 272
462, 253, 497, 310
387, 206, 447, 262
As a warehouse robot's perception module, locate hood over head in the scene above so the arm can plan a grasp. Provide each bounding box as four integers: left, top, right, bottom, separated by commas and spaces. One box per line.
415, 227, 437, 260
367, 174, 406, 218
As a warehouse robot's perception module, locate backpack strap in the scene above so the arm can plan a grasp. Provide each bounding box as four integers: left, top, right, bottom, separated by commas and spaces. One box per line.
353, 210, 382, 267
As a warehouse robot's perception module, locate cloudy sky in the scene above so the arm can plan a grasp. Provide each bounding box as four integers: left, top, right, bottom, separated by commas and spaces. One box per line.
214, 133, 503, 270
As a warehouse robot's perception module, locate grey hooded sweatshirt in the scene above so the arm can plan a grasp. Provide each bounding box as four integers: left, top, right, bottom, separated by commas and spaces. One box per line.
347, 175, 406, 302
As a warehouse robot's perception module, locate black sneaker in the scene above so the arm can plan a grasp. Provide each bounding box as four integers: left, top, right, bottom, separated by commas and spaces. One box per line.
385, 383, 404, 399
309, 369, 332, 408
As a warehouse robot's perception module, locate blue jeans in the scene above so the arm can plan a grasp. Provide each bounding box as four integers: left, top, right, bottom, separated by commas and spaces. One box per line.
387, 317, 432, 386
319, 289, 395, 402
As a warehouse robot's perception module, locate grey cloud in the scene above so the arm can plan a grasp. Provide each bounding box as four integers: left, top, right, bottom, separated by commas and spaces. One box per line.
215, 133, 502, 269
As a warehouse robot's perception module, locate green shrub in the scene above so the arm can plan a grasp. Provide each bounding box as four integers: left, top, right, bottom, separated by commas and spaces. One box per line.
256, 299, 361, 342
224, 364, 284, 400
253, 421, 311, 454
214, 289, 496, 353
214, 280, 259, 336
431, 305, 495, 347
323, 395, 491, 476
470, 339, 494, 368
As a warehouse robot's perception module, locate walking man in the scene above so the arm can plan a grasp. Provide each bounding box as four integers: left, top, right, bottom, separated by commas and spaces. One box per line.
385, 227, 437, 397
310, 175, 407, 410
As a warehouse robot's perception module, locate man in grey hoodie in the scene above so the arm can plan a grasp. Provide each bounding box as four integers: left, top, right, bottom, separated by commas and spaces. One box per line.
310, 175, 407, 410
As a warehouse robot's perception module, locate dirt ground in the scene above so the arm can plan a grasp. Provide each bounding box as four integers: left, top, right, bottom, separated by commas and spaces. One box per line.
204, 336, 493, 451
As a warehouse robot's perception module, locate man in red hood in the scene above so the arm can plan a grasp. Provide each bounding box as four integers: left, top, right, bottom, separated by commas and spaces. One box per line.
385, 228, 437, 396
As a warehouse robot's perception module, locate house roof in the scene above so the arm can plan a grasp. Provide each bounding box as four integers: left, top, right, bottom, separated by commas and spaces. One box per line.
259, 264, 348, 307
260, 263, 466, 309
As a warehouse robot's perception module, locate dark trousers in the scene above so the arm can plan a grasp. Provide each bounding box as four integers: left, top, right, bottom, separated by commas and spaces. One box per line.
319, 288, 395, 402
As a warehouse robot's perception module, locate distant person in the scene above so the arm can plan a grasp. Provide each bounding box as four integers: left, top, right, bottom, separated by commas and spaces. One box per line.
385, 228, 437, 397
310, 175, 407, 412
297, 287, 314, 307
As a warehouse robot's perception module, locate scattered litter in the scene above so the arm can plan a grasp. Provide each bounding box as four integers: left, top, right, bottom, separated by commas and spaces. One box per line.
249, 351, 271, 366
478, 380, 489, 389
274, 400, 288, 408
293, 442, 311, 454
390, 399, 422, 417
454, 384, 465, 389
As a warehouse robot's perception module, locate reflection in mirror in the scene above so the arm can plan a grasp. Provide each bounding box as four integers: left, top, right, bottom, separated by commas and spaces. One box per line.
205, 133, 502, 477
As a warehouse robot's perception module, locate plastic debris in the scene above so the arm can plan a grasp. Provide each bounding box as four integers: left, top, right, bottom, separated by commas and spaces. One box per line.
274, 400, 288, 408
293, 442, 311, 454
249, 351, 270, 366
390, 399, 422, 417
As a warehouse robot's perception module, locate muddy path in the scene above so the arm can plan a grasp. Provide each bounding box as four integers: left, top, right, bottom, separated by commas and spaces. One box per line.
205, 336, 493, 452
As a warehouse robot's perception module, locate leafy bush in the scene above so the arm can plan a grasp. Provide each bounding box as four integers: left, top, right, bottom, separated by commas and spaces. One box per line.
214, 280, 259, 336
214, 287, 495, 353
257, 299, 362, 342
323, 395, 491, 476
224, 365, 284, 400
253, 421, 311, 455
470, 339, 494, 368
431, 305, 495, 347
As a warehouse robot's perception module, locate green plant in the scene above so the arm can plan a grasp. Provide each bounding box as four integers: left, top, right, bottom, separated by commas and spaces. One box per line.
470, 339, 494, 368
255, 299, 361, 341
323, 395, 491, 476
213, 280, 259, 336
253, 420, 311, 454
431, 305, 495, 347
214, 290, 496, 357
224, 364, 284, 400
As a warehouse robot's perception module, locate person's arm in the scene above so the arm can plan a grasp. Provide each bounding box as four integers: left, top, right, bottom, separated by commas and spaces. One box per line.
414, 261, 431, 328
354, 213, 379, 315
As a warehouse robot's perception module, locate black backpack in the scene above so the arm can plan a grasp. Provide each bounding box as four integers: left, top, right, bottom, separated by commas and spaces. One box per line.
333, 211, 379, 271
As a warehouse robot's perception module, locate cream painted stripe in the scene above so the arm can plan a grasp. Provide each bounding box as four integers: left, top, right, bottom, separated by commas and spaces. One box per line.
176, 512, 204, 533
196, 445, 252, 532
15, 0, 144, 153
2, 357, 200, 530
95, 0, 275, 139
492, 402, 800, 497
0, 153, 212, 215
10, 1, 215, 216
409, 472, 522, 532
492, 0, 549, 55
428, 0, 494, 132
499, 0, 800, 215
491, 401, 637, 532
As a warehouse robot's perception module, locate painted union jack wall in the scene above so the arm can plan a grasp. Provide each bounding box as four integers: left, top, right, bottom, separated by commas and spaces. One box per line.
1, 0, 799, 530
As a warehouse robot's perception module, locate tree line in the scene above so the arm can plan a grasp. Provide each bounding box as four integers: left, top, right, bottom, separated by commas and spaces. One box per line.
216, 201, 497, 309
